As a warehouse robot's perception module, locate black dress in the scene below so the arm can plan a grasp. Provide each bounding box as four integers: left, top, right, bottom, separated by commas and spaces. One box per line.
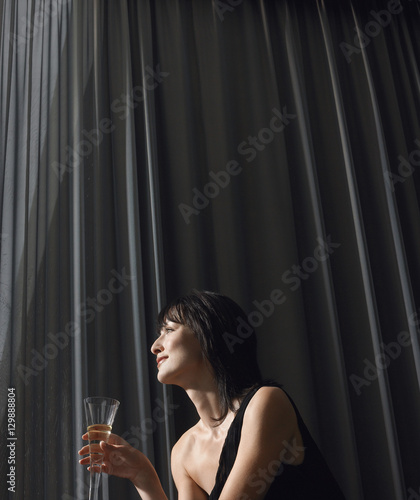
209, 383, 346, 499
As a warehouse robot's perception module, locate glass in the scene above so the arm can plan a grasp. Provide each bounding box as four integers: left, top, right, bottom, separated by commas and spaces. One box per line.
84, 397, 120, 500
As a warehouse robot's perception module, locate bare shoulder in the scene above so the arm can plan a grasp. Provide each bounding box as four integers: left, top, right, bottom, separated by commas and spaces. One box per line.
238, 385, 304, 467
171, 423, 210, 499
246, 386, 295, 412
243, 386, 298, 433
171, 422, 199, 464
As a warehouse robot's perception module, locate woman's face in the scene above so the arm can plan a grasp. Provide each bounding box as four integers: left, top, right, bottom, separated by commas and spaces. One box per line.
150, 320, 210, 387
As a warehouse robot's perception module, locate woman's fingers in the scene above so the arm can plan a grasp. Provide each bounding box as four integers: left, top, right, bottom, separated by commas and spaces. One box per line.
79, 441, 118, 461
78, 444, 90, 456
100, 442, 123, 466
107, 433, 129, 446
79, 433, 138, 480
100, 441, 116, 451
78, 439, 145, 482
101, 442, 125, 467
80, 432, 125, 446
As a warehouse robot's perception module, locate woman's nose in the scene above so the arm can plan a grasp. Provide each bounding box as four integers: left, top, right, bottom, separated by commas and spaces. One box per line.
151, 336, 163, 354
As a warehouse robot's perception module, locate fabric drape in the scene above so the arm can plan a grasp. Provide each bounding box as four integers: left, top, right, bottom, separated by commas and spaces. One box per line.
1, 1, 419, 499
1, 1, 174, 499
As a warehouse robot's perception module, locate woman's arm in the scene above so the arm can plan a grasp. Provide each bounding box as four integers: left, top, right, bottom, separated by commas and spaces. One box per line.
216, 386, 304, 500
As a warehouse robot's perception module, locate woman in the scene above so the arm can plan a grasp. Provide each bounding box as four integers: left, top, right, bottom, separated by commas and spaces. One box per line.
79, 290, 345, 499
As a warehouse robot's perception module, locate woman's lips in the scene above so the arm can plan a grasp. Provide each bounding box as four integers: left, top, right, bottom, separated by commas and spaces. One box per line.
157, 356, 168, 368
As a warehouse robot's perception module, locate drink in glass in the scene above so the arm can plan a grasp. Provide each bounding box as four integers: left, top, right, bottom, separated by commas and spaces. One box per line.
84, 397, 120, 500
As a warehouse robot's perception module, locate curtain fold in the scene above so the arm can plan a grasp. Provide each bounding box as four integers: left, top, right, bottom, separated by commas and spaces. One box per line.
278, 4, 363, 497
1, 1, 174, 499
1, 1, 419, 499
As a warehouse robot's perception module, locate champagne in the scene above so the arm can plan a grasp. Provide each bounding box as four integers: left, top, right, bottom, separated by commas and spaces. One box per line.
87, 424, 112, 467
87, 423, 112, 438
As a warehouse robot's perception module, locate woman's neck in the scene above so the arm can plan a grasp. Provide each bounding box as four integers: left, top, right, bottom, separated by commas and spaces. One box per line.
184, 380, 239, 434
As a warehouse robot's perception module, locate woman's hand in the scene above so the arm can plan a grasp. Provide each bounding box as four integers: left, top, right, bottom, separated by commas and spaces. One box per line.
79, 433, 149, 483
79, 432, 168, 499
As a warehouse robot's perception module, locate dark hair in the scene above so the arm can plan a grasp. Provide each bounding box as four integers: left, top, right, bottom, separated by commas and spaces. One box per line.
156, 290, 262, 422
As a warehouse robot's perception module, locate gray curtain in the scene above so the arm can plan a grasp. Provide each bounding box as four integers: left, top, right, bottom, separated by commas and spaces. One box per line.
1, 1, 173, 499
1, 1, 419, 499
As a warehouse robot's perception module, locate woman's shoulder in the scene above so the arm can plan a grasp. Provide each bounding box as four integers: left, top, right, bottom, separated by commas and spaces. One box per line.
244, 385, 295, 417
171, 420, 201, 460
240, 385, 300, 439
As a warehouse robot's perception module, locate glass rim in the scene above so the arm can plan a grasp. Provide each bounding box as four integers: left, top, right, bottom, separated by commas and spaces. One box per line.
83, 396, 120, 406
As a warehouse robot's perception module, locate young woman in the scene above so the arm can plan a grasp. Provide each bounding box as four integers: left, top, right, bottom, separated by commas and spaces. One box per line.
79, 290, 345, 499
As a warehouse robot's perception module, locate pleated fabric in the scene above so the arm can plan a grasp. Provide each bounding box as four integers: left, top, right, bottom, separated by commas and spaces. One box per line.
1, 1, 419, 499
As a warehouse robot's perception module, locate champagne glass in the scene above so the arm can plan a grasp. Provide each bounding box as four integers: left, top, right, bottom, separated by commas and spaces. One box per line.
84, 397, 120, 500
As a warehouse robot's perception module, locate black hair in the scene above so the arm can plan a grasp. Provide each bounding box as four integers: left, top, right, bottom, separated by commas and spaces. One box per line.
156, 290, 263, 422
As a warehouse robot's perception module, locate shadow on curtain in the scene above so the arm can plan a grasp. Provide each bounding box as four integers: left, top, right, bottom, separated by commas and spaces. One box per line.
1, 1, 419, 499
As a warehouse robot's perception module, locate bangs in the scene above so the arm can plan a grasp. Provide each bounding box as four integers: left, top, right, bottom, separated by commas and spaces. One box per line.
156, 301, 187, 335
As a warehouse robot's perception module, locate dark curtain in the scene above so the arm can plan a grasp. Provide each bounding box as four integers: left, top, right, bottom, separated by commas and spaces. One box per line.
1, 1, 419, 499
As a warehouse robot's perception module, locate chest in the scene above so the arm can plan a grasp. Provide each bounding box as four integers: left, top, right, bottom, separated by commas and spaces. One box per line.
186, 433, 227, 495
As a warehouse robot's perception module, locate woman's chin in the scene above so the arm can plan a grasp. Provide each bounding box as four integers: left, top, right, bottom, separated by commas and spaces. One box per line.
157, 368, 172, 384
